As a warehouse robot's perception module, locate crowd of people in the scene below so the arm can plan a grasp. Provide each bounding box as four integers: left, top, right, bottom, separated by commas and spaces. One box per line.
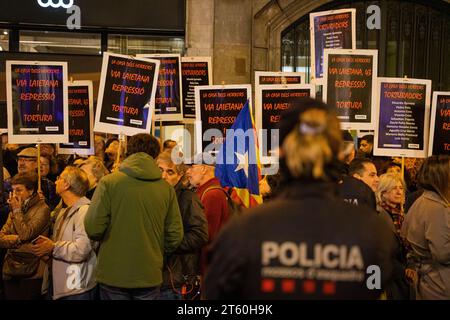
0, 98, 449, 300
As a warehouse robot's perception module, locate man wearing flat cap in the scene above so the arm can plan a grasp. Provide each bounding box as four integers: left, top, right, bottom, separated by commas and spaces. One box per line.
2, 147, 59, 211
186, 152, 229, 273
17, 147, 39, 175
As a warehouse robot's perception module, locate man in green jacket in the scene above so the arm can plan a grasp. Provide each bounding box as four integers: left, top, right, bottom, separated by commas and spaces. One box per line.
84, 133, 183, 300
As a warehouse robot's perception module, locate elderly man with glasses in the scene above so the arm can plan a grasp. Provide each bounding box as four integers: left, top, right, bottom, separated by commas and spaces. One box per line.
2, 148, 59, 212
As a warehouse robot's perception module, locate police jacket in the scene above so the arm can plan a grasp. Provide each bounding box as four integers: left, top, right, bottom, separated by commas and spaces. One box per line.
204, 181, 396, 300
338, 176, 377, 211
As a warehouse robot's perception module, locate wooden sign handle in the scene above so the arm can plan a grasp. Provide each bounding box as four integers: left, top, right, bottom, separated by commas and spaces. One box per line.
37, 143, 41, 192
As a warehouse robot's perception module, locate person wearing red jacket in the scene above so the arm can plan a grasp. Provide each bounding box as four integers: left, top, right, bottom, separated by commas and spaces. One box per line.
186, 155, 229, 246
186, 154, 229, 274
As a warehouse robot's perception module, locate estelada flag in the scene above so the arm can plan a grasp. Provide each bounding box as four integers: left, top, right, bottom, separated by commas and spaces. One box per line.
215, 100, 263, 208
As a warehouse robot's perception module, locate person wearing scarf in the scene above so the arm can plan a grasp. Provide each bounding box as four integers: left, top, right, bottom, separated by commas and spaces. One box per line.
376, 173, 410, 300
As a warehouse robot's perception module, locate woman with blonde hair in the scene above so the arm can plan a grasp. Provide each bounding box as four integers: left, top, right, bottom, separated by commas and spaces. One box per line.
401, 155, 450, 299
376, 173, 410, 299
204, 98, 396, 299
376, 173, 406, 235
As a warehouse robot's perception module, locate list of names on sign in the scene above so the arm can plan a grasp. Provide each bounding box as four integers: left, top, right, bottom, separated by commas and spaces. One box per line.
181, 58, 211, 119
310, 9, 355, 81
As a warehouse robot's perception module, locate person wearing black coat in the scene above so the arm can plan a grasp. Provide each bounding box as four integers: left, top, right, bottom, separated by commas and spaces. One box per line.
338, 175, 377, 211
157, 151, 208, 300
204, 98, 396, 300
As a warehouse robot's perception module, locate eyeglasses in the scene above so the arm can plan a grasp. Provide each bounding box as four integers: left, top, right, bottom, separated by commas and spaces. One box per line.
18, 158, 36, 162
12, 188, 26, 194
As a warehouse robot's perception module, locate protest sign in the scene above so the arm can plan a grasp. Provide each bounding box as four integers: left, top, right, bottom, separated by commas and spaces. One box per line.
255, 84, 315, 163
428, 91, 450, 155
374, 77, 431, 158
58, 81, 94, 155
310, 8, 356, 83
195, 85, 252, 155
94, 52, 160, 136
138, 53, 183, 121
6, 61, 68, 144
181, 57, 212, 120
323, 49, 377, 130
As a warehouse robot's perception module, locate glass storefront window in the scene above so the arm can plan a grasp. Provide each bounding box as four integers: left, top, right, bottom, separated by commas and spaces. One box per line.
281, 0, 450, 91
107, 34, 185, 55
0, 29, 8, 51
281, 30, 295, 72
20, 30, 101, 55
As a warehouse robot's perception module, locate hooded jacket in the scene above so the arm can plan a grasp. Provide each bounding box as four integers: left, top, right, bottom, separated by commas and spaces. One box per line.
84, 152, 183, 289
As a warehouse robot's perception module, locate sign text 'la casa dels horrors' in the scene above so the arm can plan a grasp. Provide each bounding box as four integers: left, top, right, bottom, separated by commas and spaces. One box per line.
255, 71, 305, 86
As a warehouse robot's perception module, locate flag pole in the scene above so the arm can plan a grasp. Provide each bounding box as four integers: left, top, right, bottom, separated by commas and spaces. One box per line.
151, 108, 156, 136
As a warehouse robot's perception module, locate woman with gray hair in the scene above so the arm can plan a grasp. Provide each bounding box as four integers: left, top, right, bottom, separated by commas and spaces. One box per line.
376, 173, 406, 235
376, 173, 410, 300
401, 155, 450, 299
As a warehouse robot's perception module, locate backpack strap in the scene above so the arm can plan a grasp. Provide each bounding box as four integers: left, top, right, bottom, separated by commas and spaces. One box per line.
200, 185, 228, 202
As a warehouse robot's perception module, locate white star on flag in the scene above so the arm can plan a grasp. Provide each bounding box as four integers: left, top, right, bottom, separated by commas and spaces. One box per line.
234, 151, 249, 177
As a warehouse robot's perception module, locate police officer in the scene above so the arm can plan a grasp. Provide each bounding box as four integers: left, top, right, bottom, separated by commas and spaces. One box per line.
204, 98, 396, 299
